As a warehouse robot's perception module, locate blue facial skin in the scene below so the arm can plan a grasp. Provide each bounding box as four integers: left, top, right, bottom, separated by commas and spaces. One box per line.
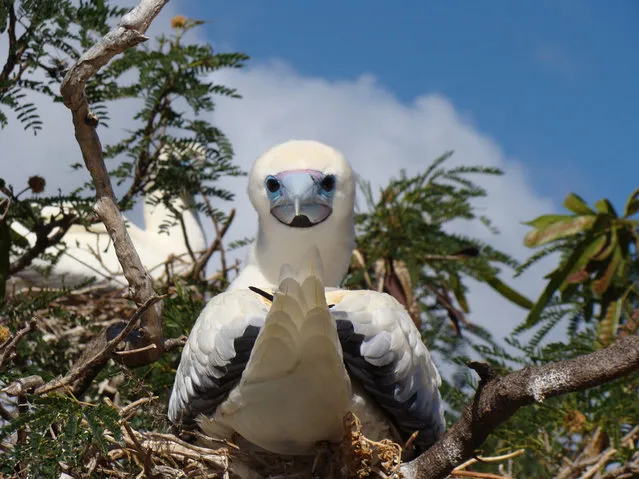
265, 170, 336, 228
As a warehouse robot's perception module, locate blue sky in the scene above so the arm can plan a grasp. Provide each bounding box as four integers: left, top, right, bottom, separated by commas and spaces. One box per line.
187, 0, 639, 214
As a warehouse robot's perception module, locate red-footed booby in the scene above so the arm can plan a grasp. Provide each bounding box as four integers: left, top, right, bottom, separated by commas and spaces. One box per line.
8, 144, 207, 290
168, 140, 445, 456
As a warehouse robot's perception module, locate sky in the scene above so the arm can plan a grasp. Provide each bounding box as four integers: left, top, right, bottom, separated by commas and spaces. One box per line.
192, 0, 639, 210
1, 1, 638, 346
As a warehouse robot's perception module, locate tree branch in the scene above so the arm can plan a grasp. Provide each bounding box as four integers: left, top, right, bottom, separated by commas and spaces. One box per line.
33, 295, 165, 396
400, 334, 639, 479
0, 318, 38, 369
8, 214, 76, 275
190, 208, 235, 281
59, 0, 169, 366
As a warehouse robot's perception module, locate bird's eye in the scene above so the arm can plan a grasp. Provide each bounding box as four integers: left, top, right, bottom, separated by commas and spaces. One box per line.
320, 175, 336, 192
266, 177, 280, 193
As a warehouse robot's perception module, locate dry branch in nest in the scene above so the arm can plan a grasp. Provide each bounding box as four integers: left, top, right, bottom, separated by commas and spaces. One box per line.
98, 398, 407, 479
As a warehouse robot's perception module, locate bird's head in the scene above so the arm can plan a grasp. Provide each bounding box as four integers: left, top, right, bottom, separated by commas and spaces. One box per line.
248, 140, 355, 231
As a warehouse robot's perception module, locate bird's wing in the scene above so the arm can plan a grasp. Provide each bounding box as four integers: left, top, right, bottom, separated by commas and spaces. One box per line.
168, 289, 270, 426
328, 289, 446, 451
215, 248, 352, 454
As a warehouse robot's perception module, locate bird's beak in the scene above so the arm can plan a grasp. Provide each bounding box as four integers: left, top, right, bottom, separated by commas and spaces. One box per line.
269, 170, 334, 228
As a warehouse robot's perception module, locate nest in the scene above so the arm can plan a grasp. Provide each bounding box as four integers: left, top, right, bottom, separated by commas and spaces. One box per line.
99, 401, 403, 479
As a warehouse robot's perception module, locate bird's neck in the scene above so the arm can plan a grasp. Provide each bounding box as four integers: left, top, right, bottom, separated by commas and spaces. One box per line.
143, 191, 206, 254
251, 216, 355, 288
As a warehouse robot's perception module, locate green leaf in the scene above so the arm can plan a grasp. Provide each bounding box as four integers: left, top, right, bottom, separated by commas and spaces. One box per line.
523, 214, 573, 230
483, 274, 534, 310
597, 298, 621, 346
524, 215, 597, 248
625, 199, 639, 218
563, 193, 595, 215
594, 198, 618, 217
449, 272, 469, 313
523, 235, 594, 329
623, 188, 639, 217
566, 233, 607, 276
84, 407, 109, 453
592, 245, 623, 297
558, 233, 609, 295
592, 227, 617, 262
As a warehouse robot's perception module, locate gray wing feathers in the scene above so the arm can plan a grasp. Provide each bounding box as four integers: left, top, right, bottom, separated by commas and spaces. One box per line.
333, 291, 445, 450
168, 290, 268, 425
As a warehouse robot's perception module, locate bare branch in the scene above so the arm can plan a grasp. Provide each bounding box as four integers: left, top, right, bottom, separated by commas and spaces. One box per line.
190, 208, 235, 281
59, 0, 169, 365
33, 295, 164, 395
163, 335, 187, 351
0, 318, 38, 369
8, 214, 76, 275
2, 375, 44, 396
400, 335, 639, 479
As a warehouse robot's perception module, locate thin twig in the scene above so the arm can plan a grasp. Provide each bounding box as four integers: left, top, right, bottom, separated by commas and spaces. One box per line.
0, 318, 38, 369
454, 449, 525, 471
119, 396, 158, 418
450, 471, 511, 479
163, 335, 187, 351
8, 214, 76, 275
190, 208, 235, 281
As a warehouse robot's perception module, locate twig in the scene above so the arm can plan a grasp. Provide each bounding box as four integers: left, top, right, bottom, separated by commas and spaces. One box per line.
163, 335, 187, 351
33, 295, 164, 395
8, 214, 76, 275
454, 449, 525, 471
578, 448, 618, 479
113, 343, 158, 357
450, 471, 511, 479
400, 334, 639, 479
0, 197, 10, 221
421, 253, 477, 262
59, 0, 170, 366
351, 249, 375, 290
0, 318, 38, 369
119, 396, 158, 418
190, 208, 235, 281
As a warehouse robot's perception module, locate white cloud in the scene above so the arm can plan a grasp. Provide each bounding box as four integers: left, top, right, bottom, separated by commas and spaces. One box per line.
208, 61, 557, 341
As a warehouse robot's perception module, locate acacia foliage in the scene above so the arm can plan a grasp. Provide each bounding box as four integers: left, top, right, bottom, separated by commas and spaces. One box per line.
1, 1, 247, 293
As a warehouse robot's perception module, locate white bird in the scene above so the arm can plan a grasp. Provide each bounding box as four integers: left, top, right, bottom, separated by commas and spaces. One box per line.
168, 140, 445, 456
8, 145, 207, 290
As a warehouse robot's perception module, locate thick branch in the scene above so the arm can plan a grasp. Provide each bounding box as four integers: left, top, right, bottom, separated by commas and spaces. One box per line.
401, 334, 639, 479
0, 2, 19, 84
59, 0, 169, 366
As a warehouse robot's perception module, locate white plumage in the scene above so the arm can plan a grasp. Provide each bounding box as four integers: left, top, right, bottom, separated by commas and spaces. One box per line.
168, 140, 445, 455
228, 140, 355, 291
8, 145, 207, 290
